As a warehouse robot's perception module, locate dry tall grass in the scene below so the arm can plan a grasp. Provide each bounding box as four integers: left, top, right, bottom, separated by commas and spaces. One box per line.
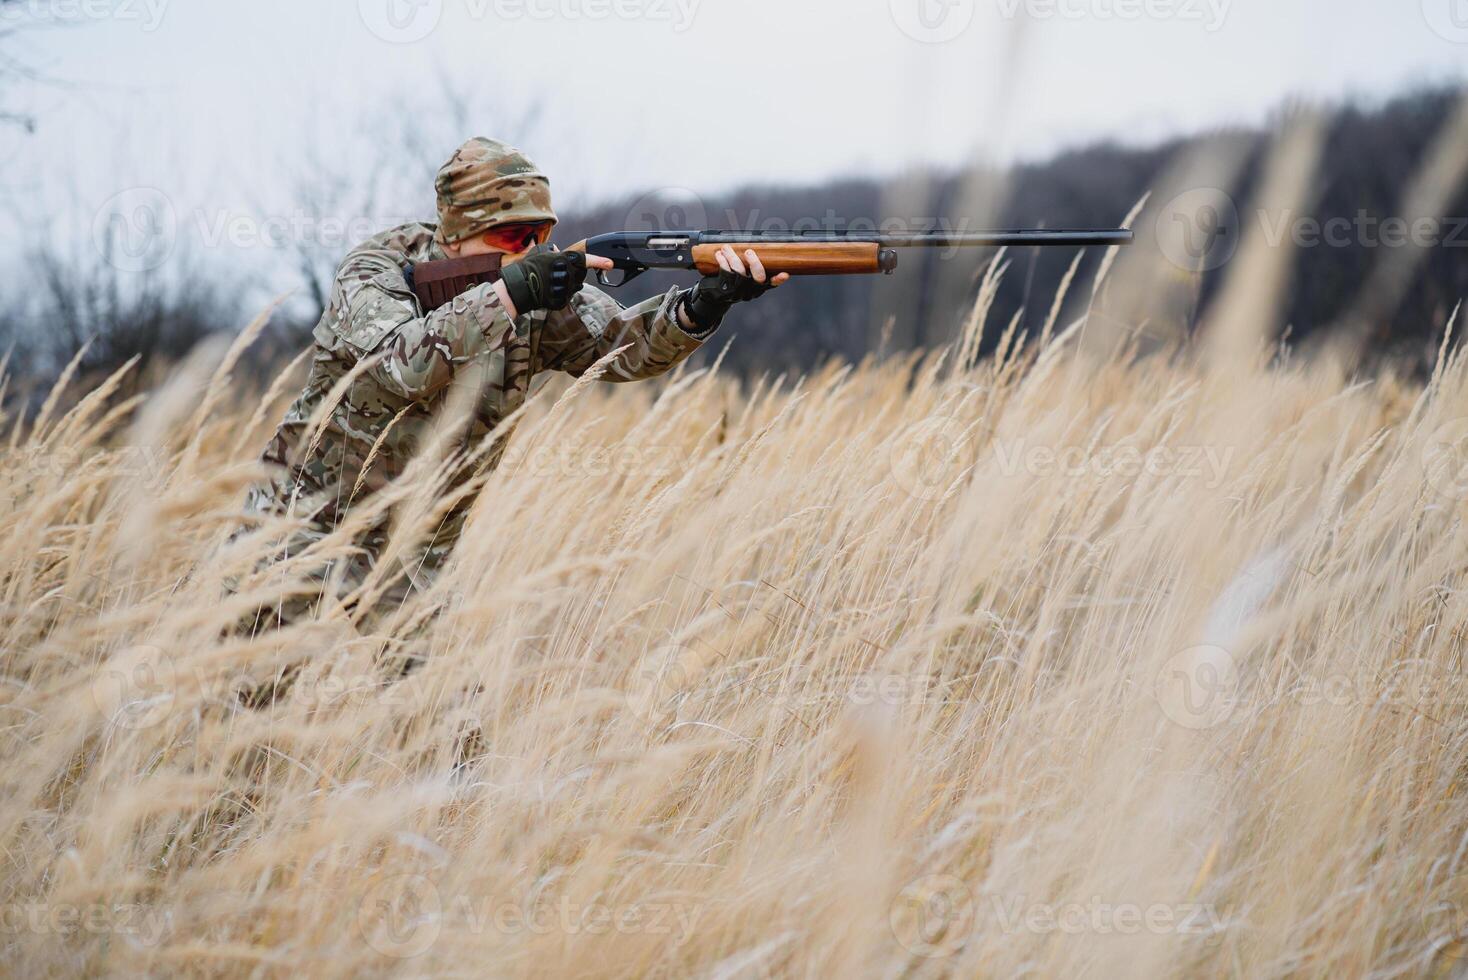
3, 245, 1468, 979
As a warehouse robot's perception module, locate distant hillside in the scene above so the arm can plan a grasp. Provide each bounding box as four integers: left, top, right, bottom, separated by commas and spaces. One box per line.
557, 86, 1468, 377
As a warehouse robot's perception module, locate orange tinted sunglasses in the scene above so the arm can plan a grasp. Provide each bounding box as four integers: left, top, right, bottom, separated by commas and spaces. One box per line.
480, 222, 553, 253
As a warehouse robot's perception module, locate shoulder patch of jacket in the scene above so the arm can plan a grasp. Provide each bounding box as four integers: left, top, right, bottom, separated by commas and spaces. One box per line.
330, 272, 418, 353
569, 288, 624, 340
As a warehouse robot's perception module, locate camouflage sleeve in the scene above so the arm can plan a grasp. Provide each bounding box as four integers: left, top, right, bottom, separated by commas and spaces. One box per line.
319, 248, 517, 401
534, 285, 705, 382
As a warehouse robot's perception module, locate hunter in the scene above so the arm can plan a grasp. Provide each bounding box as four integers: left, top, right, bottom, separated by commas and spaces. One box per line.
240, 137, 787, 631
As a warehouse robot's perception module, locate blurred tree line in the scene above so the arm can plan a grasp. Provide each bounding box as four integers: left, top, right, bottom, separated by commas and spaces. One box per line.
559, 84, 1467, 377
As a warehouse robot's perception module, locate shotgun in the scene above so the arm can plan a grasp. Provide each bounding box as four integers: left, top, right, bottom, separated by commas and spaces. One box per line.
407, 227, 1132, 310
567, 228, 1134, 288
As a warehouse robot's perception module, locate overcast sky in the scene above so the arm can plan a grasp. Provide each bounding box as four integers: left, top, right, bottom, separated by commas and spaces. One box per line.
1, 0, 1464, 285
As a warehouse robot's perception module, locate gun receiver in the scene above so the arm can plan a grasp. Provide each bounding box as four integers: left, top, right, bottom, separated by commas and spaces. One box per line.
566, 228, 1133, 287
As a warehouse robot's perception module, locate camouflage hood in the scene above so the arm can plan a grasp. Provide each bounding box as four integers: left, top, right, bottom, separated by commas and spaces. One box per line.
435, 137, 556, 244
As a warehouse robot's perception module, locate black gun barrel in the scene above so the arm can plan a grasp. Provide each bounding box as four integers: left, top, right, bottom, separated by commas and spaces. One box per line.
690, 229, 1133, 248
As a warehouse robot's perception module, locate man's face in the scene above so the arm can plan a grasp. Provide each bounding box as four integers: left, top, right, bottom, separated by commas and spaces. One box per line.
449, 222, 553, 262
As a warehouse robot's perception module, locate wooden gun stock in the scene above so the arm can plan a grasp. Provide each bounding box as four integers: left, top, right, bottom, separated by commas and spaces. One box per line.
689, 241, 884, 276
567, 236, 897, 286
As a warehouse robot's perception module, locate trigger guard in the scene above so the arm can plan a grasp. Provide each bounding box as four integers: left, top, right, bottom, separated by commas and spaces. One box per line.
593, 265, 646, 289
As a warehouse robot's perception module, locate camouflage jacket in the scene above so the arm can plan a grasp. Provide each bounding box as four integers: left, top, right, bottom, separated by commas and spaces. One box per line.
247, 222, 704, 558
